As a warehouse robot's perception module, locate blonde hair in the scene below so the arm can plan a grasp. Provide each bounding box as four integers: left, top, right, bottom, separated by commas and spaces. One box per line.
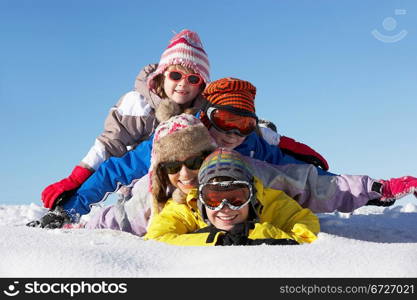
153, 64, 206, 99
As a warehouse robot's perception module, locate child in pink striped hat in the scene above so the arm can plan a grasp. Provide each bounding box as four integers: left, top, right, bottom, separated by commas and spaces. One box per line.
40, 29, 211, 210
147, 30, 210, 95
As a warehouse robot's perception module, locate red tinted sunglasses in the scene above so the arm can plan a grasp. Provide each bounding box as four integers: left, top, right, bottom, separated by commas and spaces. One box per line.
198, 181, 253, 211
166, 70, 203, 86
206, 107, 257, 137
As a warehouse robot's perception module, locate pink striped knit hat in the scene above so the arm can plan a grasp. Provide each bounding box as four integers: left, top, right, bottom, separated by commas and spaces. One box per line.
147, 29, 210, 92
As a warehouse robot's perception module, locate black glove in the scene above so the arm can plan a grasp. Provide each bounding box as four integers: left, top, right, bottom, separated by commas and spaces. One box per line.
216, 222, 254, 246
247, 238, 299, 245
52, 189, 76, 209
26, 206, 71, 229
366, 198, 396, 207
258, 119, 278, 133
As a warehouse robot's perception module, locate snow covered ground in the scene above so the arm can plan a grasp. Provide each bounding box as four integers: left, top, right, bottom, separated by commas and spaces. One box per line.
1, 201, 416, 278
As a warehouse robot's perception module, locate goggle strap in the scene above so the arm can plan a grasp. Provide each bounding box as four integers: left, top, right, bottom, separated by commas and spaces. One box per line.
207, 104, 258, 120
200, 99, 213, 116
249, 197, 261, 223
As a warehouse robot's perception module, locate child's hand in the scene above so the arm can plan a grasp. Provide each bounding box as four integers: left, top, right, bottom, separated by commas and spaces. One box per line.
380, 176, 417, 202
26, 206, 71, 229
41, 166, 92, 209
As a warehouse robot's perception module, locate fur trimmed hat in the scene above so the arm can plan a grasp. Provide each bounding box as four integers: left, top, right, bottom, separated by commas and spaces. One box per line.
150, 113, 217, 212
147, 29, 210, 92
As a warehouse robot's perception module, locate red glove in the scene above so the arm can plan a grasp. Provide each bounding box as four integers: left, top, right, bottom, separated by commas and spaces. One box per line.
379, 176, 417, 202
279, 136, 329, 171
41, 166, 93, 209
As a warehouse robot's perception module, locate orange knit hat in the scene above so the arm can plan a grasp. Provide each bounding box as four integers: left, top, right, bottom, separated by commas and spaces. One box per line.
202, 77, 256, 113
200, 77, 257, 127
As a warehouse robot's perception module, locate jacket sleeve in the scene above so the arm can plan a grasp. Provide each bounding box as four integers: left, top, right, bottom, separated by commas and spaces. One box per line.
235, 132, 283, 164
258, 126, 280, 145
255, 187, 320, 244
279, 136, 329, 171
62, 137, 153, 219
248, 157, 381, 213
84, 174, 152, 237
80, 89, 156, 171
144, 201, 222, 246
256, 126, 329, 171
134, 63, 163, 108
235, 133, 331, 176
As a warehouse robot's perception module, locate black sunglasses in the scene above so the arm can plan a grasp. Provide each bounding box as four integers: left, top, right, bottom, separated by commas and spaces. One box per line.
161, 153, 209, 174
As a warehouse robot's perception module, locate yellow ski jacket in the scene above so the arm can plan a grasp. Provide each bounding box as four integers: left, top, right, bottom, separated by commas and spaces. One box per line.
144, 177, 320, 246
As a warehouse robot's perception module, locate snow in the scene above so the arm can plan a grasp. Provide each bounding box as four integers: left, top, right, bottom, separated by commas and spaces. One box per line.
1, 202, 417, 277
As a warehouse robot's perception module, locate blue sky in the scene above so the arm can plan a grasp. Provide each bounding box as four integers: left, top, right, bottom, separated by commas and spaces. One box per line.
1, 0, 416, 206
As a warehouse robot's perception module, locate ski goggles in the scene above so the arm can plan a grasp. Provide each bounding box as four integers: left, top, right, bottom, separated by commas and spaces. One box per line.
198, 180, 253, 211
160, 153, 209, 174
166, 70, 203, 86
206, 107, 257, 137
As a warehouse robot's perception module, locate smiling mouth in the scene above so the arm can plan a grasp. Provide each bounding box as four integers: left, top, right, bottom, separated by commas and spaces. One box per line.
178, 179, 197, 188
217, 215, 237, 221
175, 90, 188, 95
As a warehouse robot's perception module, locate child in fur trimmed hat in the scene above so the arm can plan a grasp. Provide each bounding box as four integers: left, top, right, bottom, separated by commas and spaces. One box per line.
148, 114, 216, 214
82, 114, 217, 233
40, 29, 210, 210
144, 148, 319, 246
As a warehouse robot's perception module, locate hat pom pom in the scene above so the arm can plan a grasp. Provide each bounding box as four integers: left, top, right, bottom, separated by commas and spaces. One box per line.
170, 29, 203, 48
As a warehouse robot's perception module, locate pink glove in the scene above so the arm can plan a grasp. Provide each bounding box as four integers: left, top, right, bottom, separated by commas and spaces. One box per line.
380, 176, 417, 202
41, 166, 93, 209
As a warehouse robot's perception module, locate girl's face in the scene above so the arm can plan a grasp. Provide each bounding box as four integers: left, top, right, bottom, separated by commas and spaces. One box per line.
163, 65, 202, 105
209, 127, 246, 150
205, 205, 249, 231
167, 156, 200, 195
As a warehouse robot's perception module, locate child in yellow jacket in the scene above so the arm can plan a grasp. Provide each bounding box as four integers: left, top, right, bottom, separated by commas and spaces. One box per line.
145, 148, 320, 246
